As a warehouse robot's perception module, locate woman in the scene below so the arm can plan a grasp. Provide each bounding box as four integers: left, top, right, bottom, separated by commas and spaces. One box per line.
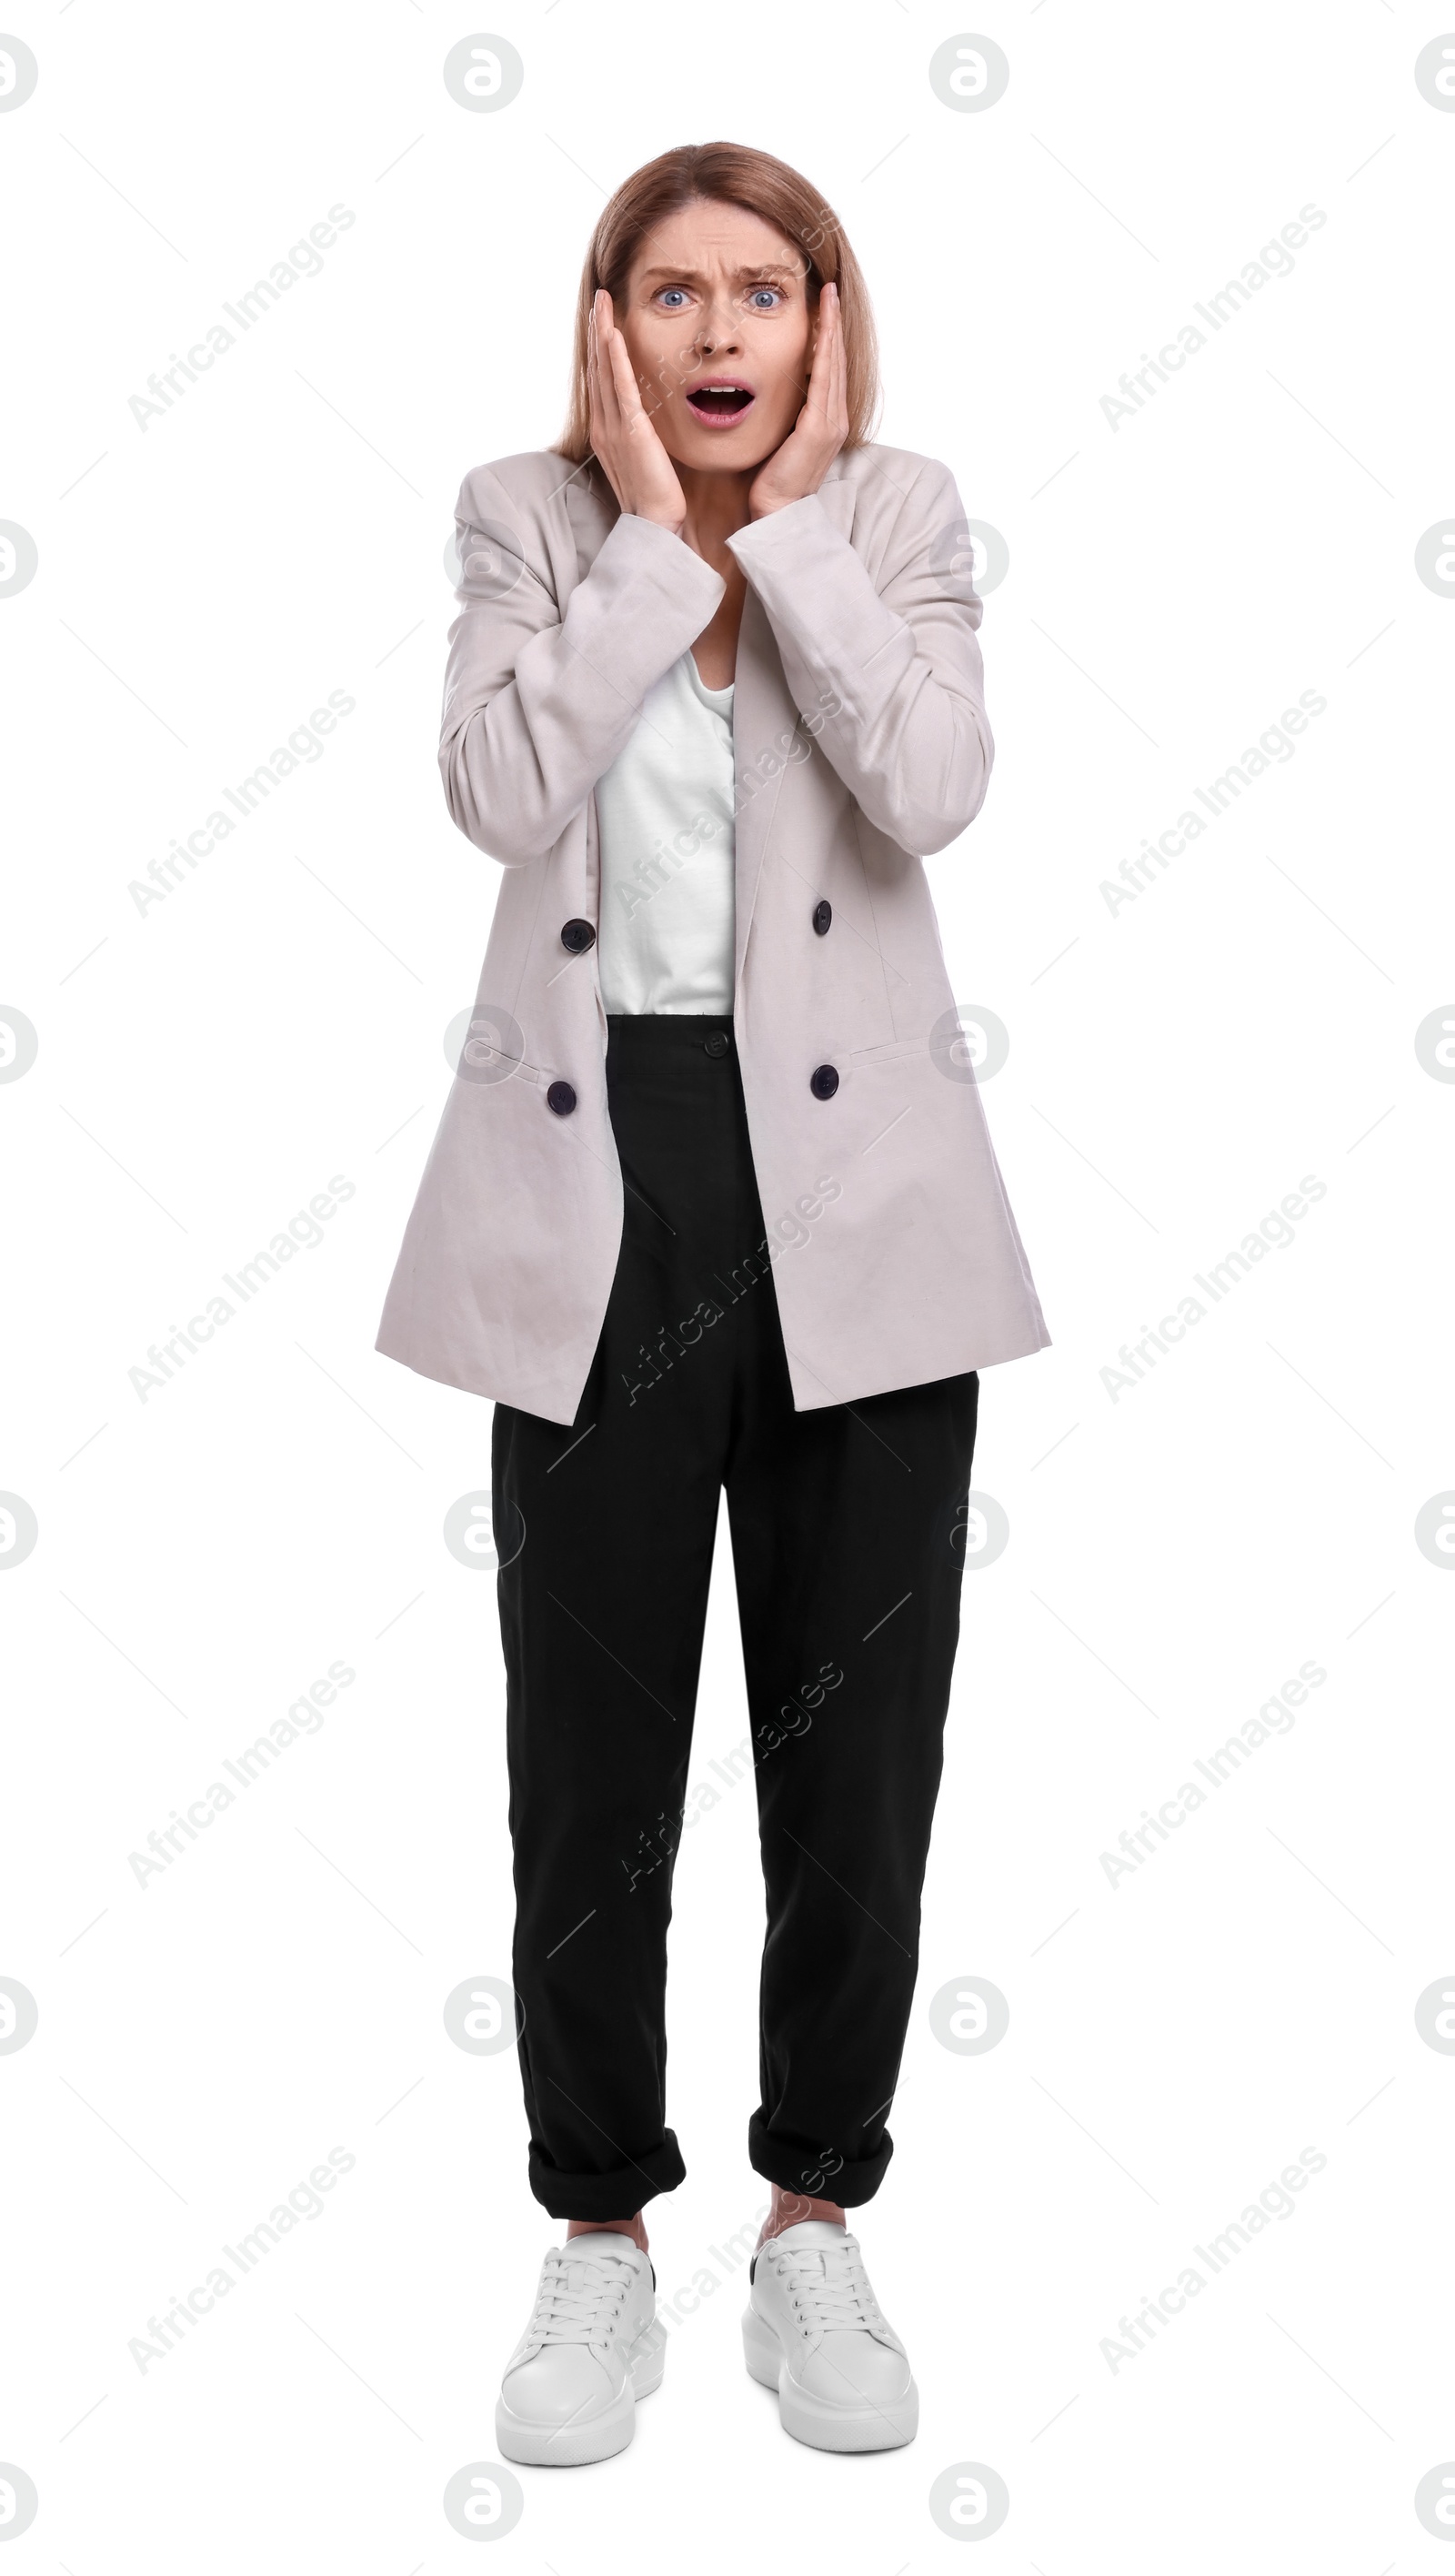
376, 140, 1049, 2464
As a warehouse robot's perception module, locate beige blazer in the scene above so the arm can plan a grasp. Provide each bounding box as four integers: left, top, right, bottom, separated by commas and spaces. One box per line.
376, 443, 1050, 1424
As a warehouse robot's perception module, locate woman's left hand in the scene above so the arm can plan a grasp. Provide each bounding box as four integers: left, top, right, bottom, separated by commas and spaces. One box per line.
748, 281, 848, 520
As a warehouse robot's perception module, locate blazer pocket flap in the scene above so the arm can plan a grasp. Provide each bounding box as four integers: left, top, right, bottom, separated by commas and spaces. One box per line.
848, 1036, 927, 1069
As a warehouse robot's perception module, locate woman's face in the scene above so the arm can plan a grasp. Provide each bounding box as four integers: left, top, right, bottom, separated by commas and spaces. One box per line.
616, 198, 817, 472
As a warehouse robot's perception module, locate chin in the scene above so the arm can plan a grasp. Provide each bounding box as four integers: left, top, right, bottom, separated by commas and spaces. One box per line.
670, 425, 784, 473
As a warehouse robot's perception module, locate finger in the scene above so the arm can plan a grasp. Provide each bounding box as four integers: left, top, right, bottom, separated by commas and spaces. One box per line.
600, 307, 633, 404
587, 302, 609, 444
815, 282, 845, 434
589, 290, 616, 379
593, 298, 625, 437
828, 286, 848, 429
599, 298, 634, 414
806, 280, 838, 417
605, 318, 647, 430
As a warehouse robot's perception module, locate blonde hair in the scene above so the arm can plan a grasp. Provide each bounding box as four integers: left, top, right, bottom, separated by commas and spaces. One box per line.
553, 140, 880, 463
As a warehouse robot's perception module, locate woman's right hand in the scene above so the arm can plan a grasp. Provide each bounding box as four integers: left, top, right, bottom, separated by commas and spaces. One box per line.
587, 289, 687, 535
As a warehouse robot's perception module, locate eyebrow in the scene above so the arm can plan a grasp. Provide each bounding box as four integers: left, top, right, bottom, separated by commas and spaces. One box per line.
634, 261, 801, 287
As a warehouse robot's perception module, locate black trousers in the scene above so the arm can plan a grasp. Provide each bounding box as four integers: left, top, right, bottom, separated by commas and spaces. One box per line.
491, 1014, 978, 2222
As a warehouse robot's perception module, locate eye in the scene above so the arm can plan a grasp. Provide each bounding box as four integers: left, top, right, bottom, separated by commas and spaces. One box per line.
655, 287, 690, 309
748, 287, 783, 310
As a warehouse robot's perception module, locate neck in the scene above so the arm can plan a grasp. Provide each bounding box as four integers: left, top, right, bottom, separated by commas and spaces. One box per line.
674, 463, 755, 568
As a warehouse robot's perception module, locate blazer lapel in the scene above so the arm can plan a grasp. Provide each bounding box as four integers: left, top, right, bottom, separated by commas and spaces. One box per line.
812, 473, 857, 541
561, 457, 616, 591
729, 581, 795, 991
730, 474, 855, 991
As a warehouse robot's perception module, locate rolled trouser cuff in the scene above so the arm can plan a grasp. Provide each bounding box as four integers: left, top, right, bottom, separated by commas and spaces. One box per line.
527, 2128, 686, 2222
747, 2111, 894, 2208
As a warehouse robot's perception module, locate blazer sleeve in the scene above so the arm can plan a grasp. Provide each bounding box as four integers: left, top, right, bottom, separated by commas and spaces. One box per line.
723, 459, 993, 856
439, 466, 727, 867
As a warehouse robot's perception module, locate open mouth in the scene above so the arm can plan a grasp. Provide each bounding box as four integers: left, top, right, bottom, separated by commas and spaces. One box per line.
685, 380, 756, 427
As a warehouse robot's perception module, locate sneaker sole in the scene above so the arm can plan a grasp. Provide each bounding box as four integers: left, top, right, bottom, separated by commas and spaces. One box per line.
495, 2320, 665, 2468
741, 2305, 918, 2453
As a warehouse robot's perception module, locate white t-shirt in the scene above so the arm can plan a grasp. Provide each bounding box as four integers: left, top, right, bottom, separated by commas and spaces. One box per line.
595, 649, 736, 1014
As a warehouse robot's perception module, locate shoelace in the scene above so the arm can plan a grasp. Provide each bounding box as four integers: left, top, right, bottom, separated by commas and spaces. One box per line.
766, 2234, 887, 2338
527, 2246, 634, 2350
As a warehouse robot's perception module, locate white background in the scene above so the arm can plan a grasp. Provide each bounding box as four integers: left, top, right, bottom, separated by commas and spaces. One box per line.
4, 1, 1454, 2566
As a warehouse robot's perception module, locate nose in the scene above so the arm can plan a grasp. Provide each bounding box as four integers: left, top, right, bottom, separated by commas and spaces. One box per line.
693, 283, 741, 357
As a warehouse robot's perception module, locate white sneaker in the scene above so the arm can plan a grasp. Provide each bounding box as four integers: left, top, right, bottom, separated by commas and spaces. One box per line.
496, 2235, 663, 2466
742, 2219, 918, 2451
